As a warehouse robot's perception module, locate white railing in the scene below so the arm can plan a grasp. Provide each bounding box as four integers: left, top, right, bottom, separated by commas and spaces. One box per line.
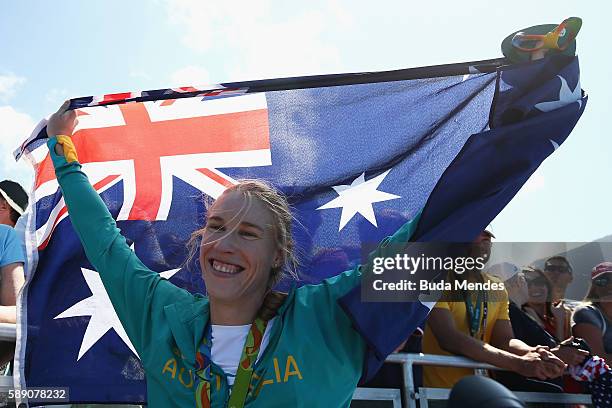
352, 388, 401, 407
0, 324, 16, 342
386, 352, 593, 408
0, 326, 594, 407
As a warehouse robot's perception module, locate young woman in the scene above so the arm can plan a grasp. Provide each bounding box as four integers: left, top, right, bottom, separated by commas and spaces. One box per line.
522, 267, 572, 342
572, 262, 612, 364
518, 267, 593, 393
499, 267, 589, 393
46, 101, 425, 407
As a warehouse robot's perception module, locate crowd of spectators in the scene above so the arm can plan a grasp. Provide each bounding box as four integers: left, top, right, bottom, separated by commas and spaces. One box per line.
367, 231, 611, 407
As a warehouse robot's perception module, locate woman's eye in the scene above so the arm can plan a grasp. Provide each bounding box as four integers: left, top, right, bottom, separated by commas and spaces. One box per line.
207, 224, 224, 232
240, 230, 259, 239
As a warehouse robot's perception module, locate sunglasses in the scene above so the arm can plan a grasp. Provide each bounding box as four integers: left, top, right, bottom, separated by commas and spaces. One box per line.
593, 275, 610, 287
525, 276, 548, 287
544, 265, 572, 274
511, 17, 582, 52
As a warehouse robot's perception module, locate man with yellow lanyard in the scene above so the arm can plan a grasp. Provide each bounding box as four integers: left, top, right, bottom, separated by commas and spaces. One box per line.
422, 231, 566, 389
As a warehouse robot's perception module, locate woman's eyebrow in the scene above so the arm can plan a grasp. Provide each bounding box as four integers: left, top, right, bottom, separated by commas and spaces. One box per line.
240, 221, 265, 233
207, 216, 265, 233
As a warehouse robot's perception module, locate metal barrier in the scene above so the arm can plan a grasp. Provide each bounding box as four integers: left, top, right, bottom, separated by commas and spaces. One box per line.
0, 323, 16, 378
386, 352, 593, 408
352, 388, 402, 407
0, 324, 15, 342
417, 387, 593, 407
0, 326, 594, 407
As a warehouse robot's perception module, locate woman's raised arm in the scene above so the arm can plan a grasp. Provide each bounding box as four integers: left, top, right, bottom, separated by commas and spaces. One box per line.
46, 101, 193, 355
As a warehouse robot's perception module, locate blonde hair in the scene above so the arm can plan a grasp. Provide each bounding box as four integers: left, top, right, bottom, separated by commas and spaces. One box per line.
188, 180, 299, 288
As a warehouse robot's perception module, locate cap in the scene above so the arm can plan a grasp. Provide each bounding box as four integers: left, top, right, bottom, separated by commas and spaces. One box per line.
487, 262, 519, 281
592, 262, 612, 280
0, 180, 28, 215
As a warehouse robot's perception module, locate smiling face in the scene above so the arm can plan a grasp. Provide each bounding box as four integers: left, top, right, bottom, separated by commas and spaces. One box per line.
199, 190, 281, 304
543, 257, 573, 290
525, 272, 549, 304
470, 231, 493, 264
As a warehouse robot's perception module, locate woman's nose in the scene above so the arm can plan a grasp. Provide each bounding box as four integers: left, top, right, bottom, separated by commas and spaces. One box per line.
213, 230, 239, 252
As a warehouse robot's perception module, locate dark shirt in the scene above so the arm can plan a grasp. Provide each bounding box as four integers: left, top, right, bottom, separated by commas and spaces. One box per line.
503, 302, 565, 392
509, 301, 557, 348
572, 303, 612, 354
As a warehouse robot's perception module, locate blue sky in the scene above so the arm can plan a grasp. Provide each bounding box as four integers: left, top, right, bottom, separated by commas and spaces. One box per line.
0, 0, 609, 242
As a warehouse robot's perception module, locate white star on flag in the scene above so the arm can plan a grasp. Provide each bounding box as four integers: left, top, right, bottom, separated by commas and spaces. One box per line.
535, 75, 582, 112
54, 243, 180, 361
317, 169, 400, 231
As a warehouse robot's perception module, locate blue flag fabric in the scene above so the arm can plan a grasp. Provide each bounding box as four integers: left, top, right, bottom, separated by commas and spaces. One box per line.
16, 56, 584, 404
339, 55, 586, 382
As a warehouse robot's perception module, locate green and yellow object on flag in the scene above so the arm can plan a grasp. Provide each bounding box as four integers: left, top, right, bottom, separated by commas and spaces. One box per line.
502, 17, 582, 63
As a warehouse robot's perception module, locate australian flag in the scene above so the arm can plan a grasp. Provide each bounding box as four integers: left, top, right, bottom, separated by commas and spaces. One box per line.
14, 55, 585, 404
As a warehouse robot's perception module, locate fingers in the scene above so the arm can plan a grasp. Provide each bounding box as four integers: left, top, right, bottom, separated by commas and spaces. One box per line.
65, 108, 77, 126
47, 100, 77, 137
549, 354, 567, 370
553, 346, 589, 366
539, 353, 557, 367
61, 100, 77, 120
569, 348, 589, 365
536, 353, 566, 378
53, 100, 75, 122
537, 348, 557, 361
54, 99, 71, 116
521, 351, 567, 379
549, 359, 566, 375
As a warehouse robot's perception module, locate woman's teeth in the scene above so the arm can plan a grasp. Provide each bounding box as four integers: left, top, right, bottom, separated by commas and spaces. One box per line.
212, 260, 242, 274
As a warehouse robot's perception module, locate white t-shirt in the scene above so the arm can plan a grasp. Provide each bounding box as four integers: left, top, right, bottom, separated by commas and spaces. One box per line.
211, 317, 276, 386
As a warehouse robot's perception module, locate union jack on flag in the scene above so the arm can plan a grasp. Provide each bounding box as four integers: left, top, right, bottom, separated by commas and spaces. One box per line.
15, 55, 585, 404
32, 91, 269, 249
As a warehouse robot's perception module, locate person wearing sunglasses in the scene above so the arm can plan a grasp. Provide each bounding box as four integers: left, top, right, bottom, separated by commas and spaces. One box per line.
572, 262, 612, 364
521, 267, 573, 343
542, 256, 574, 304
423, 235, 566, 391
494, 267, 590, 393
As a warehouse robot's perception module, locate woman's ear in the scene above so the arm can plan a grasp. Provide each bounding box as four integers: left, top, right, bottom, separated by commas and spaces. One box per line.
273, 249, 283, 269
